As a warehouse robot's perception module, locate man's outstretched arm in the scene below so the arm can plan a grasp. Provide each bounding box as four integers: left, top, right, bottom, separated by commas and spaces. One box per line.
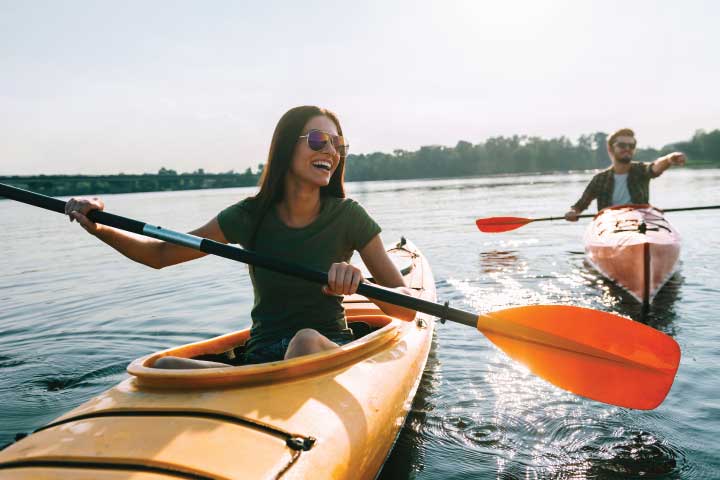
651, 152, 686, 176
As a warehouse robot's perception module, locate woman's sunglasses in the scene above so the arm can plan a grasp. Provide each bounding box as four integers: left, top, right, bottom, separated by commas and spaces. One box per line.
299, 129, 349, 156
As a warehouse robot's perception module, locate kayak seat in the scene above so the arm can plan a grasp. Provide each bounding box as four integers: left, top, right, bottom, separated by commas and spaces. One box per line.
192, 346, 247, 366
349, 322, 372, 339
348, 314, 393, 339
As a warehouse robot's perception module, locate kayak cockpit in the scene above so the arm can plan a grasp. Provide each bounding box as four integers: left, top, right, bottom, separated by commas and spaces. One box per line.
127, 314, 405, 389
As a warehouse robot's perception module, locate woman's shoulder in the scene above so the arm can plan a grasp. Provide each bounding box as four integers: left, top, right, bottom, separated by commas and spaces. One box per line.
323, 196, 367, 215
325, 195, 363, 207
324, 196, 378, 226
325, 197, 380, 249
216, 196, 263, 246
221, 196, 261, 217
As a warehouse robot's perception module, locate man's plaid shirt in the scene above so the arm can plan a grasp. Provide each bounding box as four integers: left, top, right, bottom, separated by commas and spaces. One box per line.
571, 162, 661, 213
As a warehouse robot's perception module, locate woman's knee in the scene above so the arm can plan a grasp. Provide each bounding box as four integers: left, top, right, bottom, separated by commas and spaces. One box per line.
286, 329, 337, 359
291, 328, 324, 347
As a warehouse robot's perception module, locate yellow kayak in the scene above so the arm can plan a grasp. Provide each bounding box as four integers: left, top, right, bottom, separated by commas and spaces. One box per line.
0, 238, 436, 480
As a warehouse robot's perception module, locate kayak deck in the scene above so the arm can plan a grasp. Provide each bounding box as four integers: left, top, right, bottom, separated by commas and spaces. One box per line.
584, 204, 680, 305
0, 239, 436, 480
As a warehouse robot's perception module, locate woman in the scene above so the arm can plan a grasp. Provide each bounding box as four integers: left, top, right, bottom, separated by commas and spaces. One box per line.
65, 106, 416, 368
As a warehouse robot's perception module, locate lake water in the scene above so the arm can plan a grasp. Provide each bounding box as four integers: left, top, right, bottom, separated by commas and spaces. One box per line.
1, 169, 719, 479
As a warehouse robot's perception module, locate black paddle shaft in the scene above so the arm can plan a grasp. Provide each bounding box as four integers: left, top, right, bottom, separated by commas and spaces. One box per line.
0, 183, 478, 328
531, 204, 720, 223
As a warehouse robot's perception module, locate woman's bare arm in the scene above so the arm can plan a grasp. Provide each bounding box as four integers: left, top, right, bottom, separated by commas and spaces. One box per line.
66, 197, 228, 269
358, 235, 417, 321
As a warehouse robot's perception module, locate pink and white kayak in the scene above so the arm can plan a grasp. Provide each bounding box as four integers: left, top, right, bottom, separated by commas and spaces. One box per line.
584, 204, 681, 305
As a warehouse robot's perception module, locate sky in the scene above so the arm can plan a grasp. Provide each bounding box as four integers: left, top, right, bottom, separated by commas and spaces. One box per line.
1, 0, 719, 175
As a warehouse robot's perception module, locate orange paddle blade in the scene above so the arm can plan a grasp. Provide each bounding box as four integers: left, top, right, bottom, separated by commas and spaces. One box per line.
477, 305, 680, 410
475, 217, 533, 233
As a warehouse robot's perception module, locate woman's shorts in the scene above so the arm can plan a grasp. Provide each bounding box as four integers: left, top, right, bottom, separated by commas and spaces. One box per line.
244, 330, 355, 365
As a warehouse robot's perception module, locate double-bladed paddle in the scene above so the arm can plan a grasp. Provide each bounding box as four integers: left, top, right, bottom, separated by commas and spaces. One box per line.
476, 205, 720, 233
1, 183, 680, 409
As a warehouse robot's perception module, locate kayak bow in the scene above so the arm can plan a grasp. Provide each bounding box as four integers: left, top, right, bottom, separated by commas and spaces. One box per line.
584, 204, 681, 305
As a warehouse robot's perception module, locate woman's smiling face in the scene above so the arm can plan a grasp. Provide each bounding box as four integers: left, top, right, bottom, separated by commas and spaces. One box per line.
288, 115, 341, 188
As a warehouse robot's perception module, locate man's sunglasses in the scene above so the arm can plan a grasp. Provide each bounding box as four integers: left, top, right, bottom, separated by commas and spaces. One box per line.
614, 141, 636, 150
299, 129, 349, 156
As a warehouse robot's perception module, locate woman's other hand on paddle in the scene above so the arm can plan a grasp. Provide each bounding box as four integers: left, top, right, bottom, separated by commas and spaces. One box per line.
564, 208, 580, 222
65, 197, 105, 235
323, 262, 363, 296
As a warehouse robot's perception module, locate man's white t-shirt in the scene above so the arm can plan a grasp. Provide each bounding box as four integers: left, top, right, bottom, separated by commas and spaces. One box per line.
612, 173, 632, 205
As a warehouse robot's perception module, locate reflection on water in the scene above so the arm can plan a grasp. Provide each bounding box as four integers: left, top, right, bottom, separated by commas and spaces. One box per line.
378, 335, 441, 479
582, 259, 683, 334
478, 250, 520, 274
642, 273, 684, 332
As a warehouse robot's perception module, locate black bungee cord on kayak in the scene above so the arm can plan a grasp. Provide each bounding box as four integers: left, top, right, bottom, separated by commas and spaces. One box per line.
612, 218, 672, 234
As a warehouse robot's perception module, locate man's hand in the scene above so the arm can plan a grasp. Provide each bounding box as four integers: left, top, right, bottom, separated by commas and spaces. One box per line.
664, 152, 686, 166
653, 151, 686, 175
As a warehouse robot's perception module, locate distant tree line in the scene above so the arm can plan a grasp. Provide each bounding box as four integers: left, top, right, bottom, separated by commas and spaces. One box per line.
0, 168, 262, 197
343, 129, 720, 181
1, 130, 717, 196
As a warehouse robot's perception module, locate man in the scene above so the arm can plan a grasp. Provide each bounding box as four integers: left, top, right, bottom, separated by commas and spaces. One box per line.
565, 128, 686, 221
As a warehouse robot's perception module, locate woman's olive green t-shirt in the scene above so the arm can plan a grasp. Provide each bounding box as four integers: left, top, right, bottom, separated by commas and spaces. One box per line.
217, 196, 381, 354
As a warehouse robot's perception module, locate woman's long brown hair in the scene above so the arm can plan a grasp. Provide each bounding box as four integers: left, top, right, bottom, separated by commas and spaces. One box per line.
248, 106, 347, 249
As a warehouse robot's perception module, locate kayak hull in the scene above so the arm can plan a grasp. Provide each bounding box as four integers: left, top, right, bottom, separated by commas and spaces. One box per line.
0, 239, 436, 480
584, 205, 680, 305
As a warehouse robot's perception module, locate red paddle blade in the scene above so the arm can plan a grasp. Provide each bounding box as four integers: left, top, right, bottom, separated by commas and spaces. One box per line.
477, 305, 680, 410
475, 217, 532, 233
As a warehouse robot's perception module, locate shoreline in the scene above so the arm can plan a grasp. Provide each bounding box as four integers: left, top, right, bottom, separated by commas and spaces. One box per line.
1, 164, 717, 198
